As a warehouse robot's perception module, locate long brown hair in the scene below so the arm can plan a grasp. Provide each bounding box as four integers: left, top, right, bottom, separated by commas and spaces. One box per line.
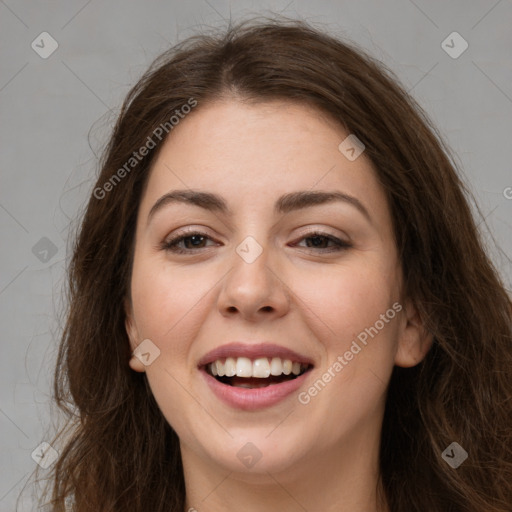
41, 17, 512, 511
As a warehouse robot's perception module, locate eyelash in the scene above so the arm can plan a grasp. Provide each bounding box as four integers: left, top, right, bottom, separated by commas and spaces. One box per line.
160, 230, 352, 254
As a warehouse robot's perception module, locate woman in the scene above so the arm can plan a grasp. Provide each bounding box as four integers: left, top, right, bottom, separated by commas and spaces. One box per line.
43, 18, 512, 512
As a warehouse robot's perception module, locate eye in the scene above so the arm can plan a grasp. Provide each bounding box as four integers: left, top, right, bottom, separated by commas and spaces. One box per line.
161, 231, 218, 254
160, 230, 352, 255
292, 231, 352, 253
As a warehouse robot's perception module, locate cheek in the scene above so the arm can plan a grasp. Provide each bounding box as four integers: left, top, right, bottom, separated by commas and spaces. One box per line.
130, 264, 212, 433
292, 260, 400, 342
130, 259, 210, 341
291, 260, 400, 407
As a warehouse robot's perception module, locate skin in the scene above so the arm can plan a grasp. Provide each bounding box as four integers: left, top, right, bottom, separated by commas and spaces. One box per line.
125, 99, 432, 512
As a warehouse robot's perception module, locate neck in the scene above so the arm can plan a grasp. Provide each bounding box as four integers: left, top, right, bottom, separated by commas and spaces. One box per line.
181, 421, 389, 512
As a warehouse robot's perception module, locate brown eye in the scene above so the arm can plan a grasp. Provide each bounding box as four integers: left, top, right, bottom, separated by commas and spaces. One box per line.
161, 232, 217, 254
294, 232, 352, 253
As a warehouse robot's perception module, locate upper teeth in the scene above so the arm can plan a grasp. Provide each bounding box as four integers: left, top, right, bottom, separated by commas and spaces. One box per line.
208, 357, 308, 378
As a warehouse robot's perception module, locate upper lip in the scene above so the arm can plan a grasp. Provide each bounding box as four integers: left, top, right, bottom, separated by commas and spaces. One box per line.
197, 342, 315, 368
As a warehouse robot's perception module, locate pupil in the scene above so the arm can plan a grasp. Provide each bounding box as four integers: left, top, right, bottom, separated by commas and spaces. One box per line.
186, 235, 205, 248
308, 236, 326, 248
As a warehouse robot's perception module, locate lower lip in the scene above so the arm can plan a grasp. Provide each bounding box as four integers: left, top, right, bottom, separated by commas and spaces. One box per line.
199, 367, 312, 411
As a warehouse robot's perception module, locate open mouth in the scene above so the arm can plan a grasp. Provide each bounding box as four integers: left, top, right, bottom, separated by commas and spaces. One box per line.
204, 357, 313, 389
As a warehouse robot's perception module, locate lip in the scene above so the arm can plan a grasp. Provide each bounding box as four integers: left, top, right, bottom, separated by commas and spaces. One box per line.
199, 366, 313, 411
197, 342, 315, 411
197, 342, 314, 367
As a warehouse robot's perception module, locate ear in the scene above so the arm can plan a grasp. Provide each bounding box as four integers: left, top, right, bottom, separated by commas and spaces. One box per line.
124, 297, 146, 373
394, 298, 433, 368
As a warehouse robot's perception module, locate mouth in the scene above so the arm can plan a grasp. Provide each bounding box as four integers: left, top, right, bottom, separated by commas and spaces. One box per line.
203, 357, 313, 389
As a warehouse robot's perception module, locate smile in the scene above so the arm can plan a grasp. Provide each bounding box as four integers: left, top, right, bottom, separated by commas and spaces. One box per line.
206, 356, 311, 388
198, 342, 315, 410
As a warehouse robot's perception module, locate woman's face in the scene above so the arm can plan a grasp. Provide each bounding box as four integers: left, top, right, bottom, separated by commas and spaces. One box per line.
125, 99, 429, 478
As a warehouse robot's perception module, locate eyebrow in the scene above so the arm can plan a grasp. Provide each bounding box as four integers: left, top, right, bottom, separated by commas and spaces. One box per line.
147, 189, 372, 225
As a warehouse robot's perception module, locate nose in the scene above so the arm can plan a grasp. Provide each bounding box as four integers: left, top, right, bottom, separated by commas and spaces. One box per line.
216, 241, 291, 322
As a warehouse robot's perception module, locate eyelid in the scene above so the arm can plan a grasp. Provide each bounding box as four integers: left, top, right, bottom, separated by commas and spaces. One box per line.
292, 224, 350, 241
164, 225, 215, 240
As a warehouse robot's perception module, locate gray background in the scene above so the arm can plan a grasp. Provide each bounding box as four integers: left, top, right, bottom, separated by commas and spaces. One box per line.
1, 0, 511, 509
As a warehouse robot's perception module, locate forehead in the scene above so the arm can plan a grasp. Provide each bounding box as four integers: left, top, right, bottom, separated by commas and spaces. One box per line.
139, 99, 390, 224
